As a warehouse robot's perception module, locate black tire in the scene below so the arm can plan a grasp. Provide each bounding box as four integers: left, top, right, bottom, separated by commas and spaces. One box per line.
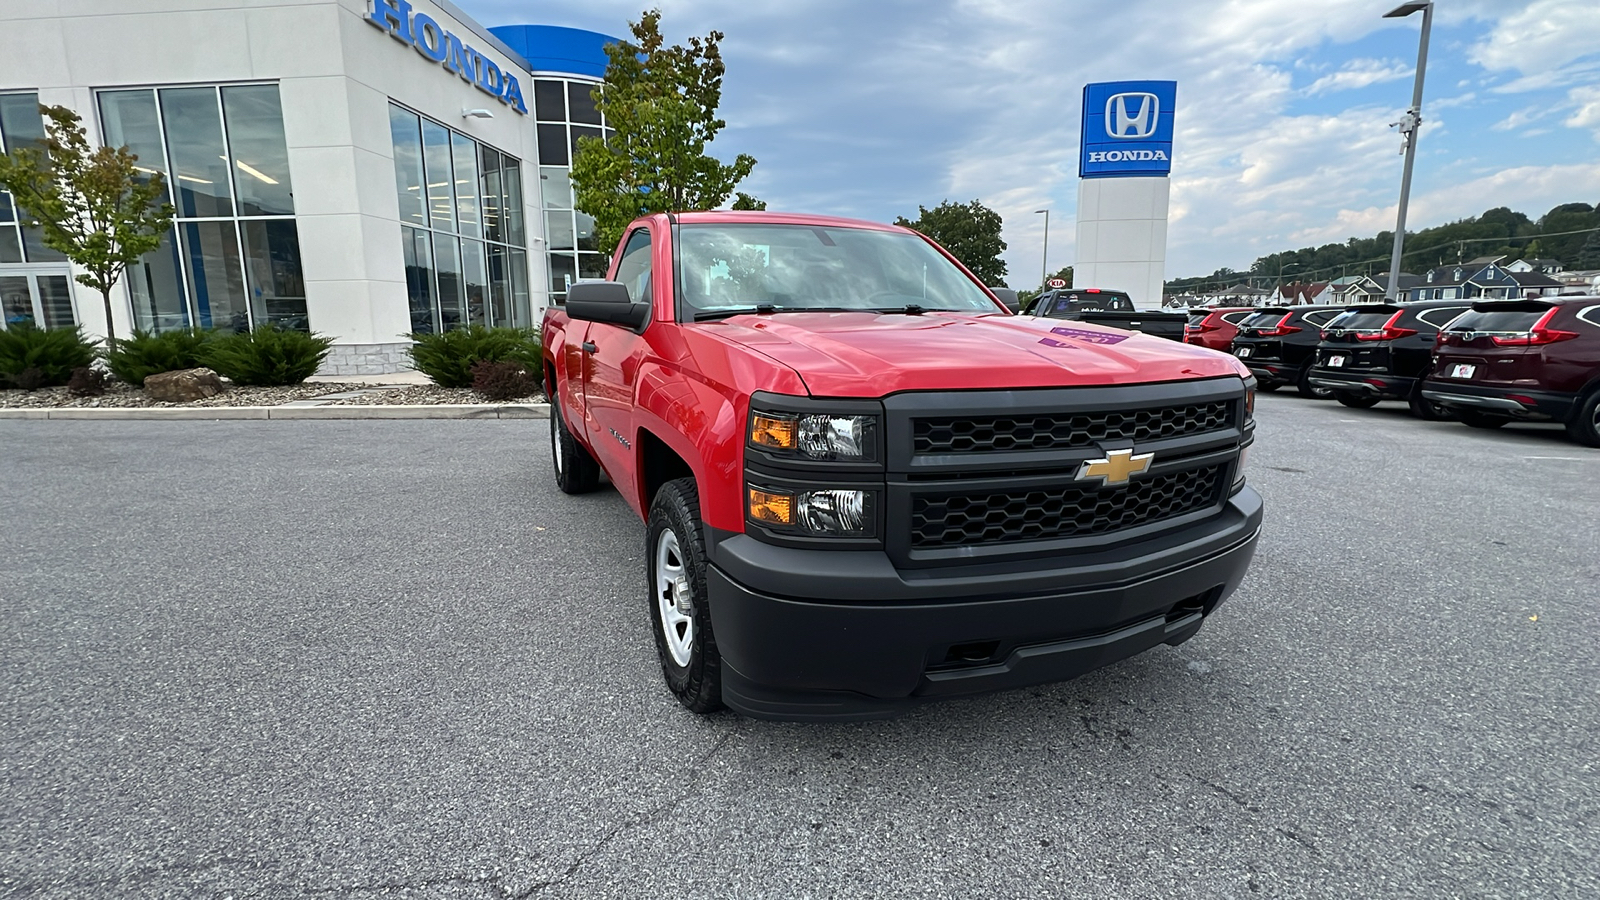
1334, 392, 1380, 409
1565, 389, 1600, 448
551, 401, 602, 494
1458, 410, 1509, 429
1407, 383, 1449, 421
646, 478, 724, 714
1297, 366, 1333, 399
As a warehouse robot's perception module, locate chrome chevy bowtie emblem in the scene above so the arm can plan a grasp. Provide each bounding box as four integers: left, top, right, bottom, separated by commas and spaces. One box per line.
1076, 449, 1155, 488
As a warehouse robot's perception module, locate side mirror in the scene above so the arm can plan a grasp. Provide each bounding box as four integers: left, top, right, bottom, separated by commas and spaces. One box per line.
566, 280, 650, 331
989, 287, 1021, 314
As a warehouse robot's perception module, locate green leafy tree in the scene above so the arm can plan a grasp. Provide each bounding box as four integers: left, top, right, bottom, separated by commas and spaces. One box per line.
571, 9, 758, 256
1573, 229, 1600, 270
894, 199, 1008, 286
0, 104, 174, 348
730, 192, 766, 210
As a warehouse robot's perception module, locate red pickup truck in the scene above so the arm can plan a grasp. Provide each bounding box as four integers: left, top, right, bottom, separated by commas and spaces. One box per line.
542, 211, 1262, 721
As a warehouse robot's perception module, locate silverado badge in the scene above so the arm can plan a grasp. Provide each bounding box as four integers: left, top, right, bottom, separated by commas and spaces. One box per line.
1076, 449, 1155, 488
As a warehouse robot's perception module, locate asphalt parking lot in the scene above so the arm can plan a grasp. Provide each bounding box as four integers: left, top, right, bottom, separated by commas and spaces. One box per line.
2, 395, 1597, 899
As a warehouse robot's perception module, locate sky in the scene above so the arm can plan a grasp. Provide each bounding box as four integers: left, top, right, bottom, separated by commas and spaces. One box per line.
459, 0, 1600, 287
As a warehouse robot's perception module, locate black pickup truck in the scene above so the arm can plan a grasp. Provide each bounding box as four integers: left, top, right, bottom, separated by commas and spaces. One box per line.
1020, 289, 1187, 341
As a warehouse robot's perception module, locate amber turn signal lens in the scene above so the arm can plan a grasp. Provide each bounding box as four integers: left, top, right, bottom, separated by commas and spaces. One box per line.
747, 488, 794, 525
750, 414, 796, 450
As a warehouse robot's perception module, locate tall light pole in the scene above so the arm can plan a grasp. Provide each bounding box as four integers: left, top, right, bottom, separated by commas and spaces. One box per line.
1383, 0, 1433, 300
1035, 209, 1050, 289
1277, 261, 1302, 301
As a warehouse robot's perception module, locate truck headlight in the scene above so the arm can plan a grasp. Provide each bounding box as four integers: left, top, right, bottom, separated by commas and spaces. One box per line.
749, 412, 878, 462
748, 486, 874, 536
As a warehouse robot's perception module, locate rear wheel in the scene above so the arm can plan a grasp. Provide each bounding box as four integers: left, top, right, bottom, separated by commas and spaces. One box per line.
647, 478, 724, 714
551, 401, 602, 494
1407, 382, 1449, 421
1334, 392, 1380, 409
1458, 410, 1509, 429
1297, 366, 1333, 399
1566, 389, 1600, 448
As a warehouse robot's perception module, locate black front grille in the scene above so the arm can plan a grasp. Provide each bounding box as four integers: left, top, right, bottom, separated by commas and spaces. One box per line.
910, 465, 1226, 548
913, 401, 1233, 454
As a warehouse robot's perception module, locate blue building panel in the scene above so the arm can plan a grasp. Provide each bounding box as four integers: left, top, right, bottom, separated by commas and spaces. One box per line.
487, 25, 618, 79
1079, 80, 1177, 179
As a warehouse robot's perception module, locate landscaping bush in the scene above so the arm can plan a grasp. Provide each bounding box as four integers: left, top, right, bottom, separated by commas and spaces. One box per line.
105, 328, 213, 385
406, 326, 541, 389
67, 366, 109, 397
470, 359, 539, 400
0, 324, 100, 390
200, 323, 334, 386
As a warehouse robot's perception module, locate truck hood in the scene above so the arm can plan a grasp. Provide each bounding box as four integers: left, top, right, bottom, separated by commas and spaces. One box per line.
698, 311, 1248, 396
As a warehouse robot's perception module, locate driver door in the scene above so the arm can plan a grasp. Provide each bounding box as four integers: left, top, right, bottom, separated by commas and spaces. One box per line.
580, 227, 654, 487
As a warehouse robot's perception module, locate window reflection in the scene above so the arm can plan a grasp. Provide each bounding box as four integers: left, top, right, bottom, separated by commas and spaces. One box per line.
179, 220, 247, 331
127, 227, 189, 331
452, 132, 481, 239
421, 120, 455, 233
160, 87, 235, 218
98, 90, 170, 204
390, 106, 426, 227
242, 220, 307, 331
402, 225, 436, 334
222, 85, 296, 216
461, 238, 488, 327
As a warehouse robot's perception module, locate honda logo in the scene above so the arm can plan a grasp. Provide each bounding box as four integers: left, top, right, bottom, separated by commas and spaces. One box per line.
1106, 92, 1158, 139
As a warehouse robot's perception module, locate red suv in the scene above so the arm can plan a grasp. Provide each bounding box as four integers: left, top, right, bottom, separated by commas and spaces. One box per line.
1185, 307, 1256, 352
1421, 298, 1600, 446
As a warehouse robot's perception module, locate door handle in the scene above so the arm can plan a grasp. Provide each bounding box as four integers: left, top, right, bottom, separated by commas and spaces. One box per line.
581, 341, 598, 354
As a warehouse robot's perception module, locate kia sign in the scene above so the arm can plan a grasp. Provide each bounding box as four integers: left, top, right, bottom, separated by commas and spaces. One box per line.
1080, 81, 1176, 178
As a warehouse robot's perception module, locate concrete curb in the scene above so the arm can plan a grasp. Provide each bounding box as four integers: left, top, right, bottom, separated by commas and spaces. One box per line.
0, 403, 550, 421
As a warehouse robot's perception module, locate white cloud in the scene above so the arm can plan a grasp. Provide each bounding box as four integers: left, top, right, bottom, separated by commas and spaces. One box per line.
1305, 58, 1412, 96
1566, 85, 1600, 140
1470, 0, 1600, 91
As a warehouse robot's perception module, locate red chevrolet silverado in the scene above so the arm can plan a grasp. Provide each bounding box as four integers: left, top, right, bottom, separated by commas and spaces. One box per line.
542, 211, 1262, 721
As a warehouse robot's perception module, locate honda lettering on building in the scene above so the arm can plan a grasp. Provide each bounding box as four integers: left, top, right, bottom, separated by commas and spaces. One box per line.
1080, 81, 1176, 178
367, 0, 529, 114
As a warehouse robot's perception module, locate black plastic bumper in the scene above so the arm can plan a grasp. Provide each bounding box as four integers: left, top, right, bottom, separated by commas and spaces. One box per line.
705, 488, 1263, 721
1306, 368, 1416, 399
1420, 380, 1577, 421
1244, 362, 1296, 387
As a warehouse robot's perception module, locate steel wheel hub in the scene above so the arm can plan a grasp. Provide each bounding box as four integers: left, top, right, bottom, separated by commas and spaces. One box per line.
655, 529, 694, 667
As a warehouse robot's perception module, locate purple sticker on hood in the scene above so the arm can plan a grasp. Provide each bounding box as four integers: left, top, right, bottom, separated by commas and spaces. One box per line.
1048, 326, 1129, 345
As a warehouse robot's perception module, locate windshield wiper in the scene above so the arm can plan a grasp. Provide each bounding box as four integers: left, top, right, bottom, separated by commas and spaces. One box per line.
693, 305, 872, 322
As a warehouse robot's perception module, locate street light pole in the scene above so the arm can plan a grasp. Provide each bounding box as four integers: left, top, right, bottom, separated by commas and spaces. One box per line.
1384, 0, 1433, 301
1035, 209, 1050, 289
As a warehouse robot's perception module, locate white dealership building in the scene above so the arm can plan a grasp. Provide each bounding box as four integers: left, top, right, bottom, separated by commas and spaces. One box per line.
0, 0, 616, 374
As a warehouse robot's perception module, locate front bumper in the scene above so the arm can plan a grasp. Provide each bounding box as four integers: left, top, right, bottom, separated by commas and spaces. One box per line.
1307, 368, 1416, 399
705, 487, 1263, 721
1420, 380, 1577, 421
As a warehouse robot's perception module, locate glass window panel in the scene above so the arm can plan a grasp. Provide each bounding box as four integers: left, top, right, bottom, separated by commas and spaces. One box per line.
97, 90, 170, 203
548, 252, 575, 296
539, 167, 571, 210
0, 226, 20, 264
537, 124, 568, 167
480, 146, 502, 244
568, 82, 601, 125
569, 125, 601, 161
0, 93, 44, 153
509, 248, 530, 328
221, 84, 295, 216
22, 224, 67, 262
434, 234, 463, 331
389, 105, 427, 227
401, 225, 436, 334
533, 80, 566, 121
0, 190, 12, 223
241, 219, 307, 331
578, 252, 607, 280
545, 211, 574, 251
1, 276, 32, 329
420, 119, 455, 233
178, 219, 247, 331
501, 160, 524, 247
127, 227, 189, 332
159, 87, 235, 218
575, 211, 598, 252
37, 275, 75, 329
487, 243, 511, 327
461, 238, 488, 327
451, 132, 481, 239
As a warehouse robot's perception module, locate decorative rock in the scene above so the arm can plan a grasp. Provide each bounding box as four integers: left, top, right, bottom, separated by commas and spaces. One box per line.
143, 367, 225, 402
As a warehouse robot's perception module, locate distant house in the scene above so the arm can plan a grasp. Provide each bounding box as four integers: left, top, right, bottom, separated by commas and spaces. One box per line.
1270, 281, 1333, 304
1203, 284, 1272, 305
1507, 258, 1563, 274
1555, 270, 1600, 295
1330, 274, 1418, 305
1409, 262, 1562, 301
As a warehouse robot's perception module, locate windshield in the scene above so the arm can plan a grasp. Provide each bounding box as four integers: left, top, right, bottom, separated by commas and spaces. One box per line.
673, 223, 999, 319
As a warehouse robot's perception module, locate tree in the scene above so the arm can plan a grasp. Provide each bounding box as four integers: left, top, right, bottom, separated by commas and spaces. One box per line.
0, 104, 173, 348
571, 9, 757, 255
894, 199, 1008, 286
730, 192, 766, 211
1573, 229, 1600, 270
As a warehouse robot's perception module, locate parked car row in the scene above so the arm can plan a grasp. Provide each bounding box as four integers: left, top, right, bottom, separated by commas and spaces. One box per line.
1194, 297, 1600, 446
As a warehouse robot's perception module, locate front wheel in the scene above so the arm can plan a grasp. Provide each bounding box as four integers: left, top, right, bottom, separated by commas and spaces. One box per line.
1566, 389, 1600, 448
1458, 410, 1509, 429
647, 478, 724, 714
1334, 392, 1380, 409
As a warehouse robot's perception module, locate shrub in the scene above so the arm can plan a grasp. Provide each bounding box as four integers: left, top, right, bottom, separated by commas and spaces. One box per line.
67, 366, 109, 397
470, 360, 538, 400
406, 326, 541, 389
0, 324, 100, 389
200, 324, 334, 386
105, 328, 213, 385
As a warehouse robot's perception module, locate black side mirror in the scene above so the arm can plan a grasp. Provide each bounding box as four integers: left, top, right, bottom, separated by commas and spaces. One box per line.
989, 287, 1021, 314
566, 280, 650, 331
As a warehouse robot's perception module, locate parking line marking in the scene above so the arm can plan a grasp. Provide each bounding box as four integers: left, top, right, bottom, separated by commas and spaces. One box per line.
1523, 456, 1585, 461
